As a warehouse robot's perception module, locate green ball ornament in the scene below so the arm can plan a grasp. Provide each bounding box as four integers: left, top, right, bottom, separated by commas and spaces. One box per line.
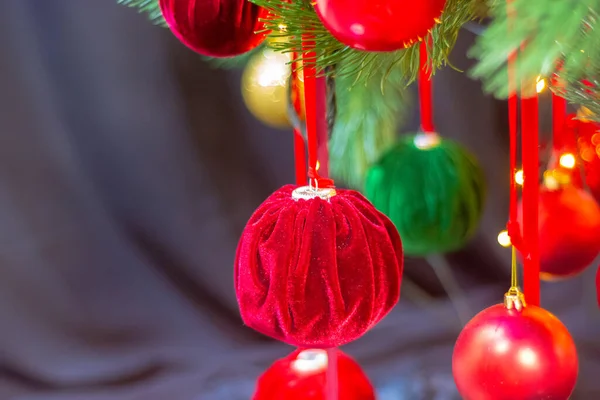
365, 133, 486, 256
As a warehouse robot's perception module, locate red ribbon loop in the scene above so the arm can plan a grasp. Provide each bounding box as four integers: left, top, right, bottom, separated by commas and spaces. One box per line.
308, 167, 335, 188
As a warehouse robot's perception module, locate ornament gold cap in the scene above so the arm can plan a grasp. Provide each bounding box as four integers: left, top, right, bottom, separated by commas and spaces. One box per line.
414, 132, 441, 149
504, 286, 526, 311
292, 186, 336, 201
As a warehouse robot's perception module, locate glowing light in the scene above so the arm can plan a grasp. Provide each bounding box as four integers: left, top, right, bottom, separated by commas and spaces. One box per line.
518, 348, 538, 367
515, 170, 524, 185
278, 23, 288, 32
559, 153, 576, 169
536, 76, 546, 93
544, 173, 560, 190
316, 160, 320, 171
497, 230, 511, 247
256, 51, 291, 88
291, 350, 328, 374
414, 133, 440, 149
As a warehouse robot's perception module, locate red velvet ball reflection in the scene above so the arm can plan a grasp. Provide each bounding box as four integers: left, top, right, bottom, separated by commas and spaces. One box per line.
453, 304, 578, 400
159, 0, 268, 57
518, 185, 600, 280
253, 349, 375, 400
314, 0, 447, 51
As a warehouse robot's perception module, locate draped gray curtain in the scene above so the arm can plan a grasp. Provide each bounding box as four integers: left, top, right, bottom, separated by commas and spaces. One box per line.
1, 1, 599, 399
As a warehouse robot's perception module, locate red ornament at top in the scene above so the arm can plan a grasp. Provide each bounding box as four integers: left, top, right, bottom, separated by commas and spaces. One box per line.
235, 185, 403, 348
253, 349, 375, 400
453, 290, 578, 400
159, 0, 268, 57
314, 0, 447, 51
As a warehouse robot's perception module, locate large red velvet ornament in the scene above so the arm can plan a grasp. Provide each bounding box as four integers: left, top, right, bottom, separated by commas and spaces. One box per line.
253, 349, 375, 400
235, 185, 403, 348
453, 295, 578, 400
159, 0, 268, 57
314, 0, 447, 51
518, 184, 600, 280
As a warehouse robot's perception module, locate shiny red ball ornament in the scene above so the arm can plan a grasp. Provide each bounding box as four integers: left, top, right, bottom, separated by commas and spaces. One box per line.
253, 349, 376, 400
159, 0, 268, 57
563, 114, 600, 203
235, 185, 403, 348
519, 184, 600, 280
453, 291, 578, 400
314, 0, 447, 51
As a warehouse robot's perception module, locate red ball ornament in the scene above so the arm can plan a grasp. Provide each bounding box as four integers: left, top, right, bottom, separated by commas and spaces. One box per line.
453, 291, 578, 400
518, 184, 600, 280
563, 114, 600, 203
235, 185, 403, 348
314, 0, 447, 51
159, 0, 268, 57
253, 349, 375, 400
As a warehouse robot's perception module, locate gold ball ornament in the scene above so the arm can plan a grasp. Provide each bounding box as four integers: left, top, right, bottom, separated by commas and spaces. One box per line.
241, 48, 292, 129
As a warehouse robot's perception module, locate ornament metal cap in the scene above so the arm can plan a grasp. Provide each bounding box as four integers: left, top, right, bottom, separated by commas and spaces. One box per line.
414, 132, 441, 150
292, 185, 337, 201
504, 287, 527, 311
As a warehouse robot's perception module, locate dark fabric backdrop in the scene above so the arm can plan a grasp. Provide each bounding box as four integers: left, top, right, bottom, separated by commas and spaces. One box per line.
1, 1, 599, 399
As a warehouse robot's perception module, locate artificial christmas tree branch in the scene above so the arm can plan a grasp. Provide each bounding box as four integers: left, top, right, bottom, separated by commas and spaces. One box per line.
119, 0, 480, 85
117, 0, 166, 26
561, 79, 600, 124
329, 64, 407, 190
470, 0, 600, 99
201, 45, 265, 69
251, 0, 478, 84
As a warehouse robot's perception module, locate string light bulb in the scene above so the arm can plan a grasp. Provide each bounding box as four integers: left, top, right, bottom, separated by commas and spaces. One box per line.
559, 153, 576, 169
497, 230, 512, 247
536, 76, 546, 93
515, 170, 524, 185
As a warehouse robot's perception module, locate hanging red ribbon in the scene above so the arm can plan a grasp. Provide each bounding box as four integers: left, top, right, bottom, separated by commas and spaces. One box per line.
520, 85, 540, 307
419, 40, 436, 134
551, 92, 579, 158
301, 36, 337, 400
302, 38, 334, 188
506, 48, 522, 250
291, 53, 308, 186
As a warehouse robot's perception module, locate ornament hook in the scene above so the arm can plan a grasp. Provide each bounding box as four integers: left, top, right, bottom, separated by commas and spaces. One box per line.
504, 286, 526, 311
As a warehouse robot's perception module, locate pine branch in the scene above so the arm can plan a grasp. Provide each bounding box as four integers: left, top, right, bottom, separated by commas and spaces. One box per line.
251, 0, 478, 85
470, 0, 600, 98
117, 0, 167, 26
200, 45, 265, 69
560, 80, 600, 124
329, 64, 408, 190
